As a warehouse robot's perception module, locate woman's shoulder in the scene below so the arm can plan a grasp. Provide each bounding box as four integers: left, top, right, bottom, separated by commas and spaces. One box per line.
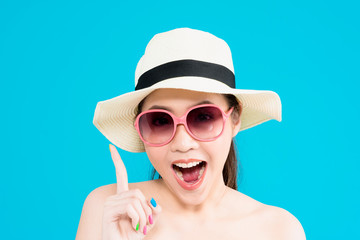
76, 180, 160, 239
226, 187, 297, 216
90, 179, 162, 198
225, 188, 305, 239
254, 204, 306, 240
85, 183, 305, 239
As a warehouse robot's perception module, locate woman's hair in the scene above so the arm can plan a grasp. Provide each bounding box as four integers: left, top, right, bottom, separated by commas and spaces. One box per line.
135, 93, 243, 190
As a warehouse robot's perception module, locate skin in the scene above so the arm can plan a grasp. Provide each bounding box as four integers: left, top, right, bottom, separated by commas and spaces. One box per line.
141, 88, 239, 212
76, 89, 306, 240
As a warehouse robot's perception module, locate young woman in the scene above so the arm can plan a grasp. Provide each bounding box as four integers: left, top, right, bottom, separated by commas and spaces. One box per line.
76, 27, 306, 240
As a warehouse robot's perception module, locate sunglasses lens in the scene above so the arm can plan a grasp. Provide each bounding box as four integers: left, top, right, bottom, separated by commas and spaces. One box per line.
187, 106, 224, 139
139, 111, 174, 145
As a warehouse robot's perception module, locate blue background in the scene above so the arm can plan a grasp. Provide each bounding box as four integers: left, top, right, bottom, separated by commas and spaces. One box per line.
1, 0, 359, 239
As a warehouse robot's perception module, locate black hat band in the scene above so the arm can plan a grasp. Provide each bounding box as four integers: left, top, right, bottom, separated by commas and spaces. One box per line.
135, 59, 235, 90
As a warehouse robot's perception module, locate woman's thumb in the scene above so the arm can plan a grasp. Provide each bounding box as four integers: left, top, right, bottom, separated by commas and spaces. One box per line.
148, 197, 162, 224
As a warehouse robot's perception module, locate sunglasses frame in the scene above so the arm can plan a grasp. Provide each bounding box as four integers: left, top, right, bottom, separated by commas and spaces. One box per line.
134, 104, 234, 147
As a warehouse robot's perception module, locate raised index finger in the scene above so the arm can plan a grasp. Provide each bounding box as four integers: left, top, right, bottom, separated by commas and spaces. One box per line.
109, 144, 129, 193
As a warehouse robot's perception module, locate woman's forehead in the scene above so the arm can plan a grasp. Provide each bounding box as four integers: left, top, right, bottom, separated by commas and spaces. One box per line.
142, 88, 227, 111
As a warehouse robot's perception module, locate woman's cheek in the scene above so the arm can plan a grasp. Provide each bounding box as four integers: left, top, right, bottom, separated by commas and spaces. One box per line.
146, 147, 168, 175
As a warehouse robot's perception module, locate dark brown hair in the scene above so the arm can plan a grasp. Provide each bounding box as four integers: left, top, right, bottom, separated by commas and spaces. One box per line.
135, 93, 243, 190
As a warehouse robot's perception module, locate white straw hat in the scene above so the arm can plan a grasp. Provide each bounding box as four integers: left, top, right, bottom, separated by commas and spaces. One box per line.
93, 27, 282, 152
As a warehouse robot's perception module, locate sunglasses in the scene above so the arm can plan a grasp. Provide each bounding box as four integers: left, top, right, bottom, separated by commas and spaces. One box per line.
134, 104, 234, 147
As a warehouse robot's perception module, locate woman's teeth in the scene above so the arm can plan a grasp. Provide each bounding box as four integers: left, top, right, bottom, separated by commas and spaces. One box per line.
173, 162, 206, 182
199, 165, 205, 176
174, 168, 183, 180
174, 161, 202, 168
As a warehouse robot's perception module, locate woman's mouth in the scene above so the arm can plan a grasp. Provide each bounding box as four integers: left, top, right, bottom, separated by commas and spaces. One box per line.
172, 161, 207, 190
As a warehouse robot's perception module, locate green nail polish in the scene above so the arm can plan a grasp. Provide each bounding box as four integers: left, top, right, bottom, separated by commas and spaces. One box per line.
136, 222, 139, 231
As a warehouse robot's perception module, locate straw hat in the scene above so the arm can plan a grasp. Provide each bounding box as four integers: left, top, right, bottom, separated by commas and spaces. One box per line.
93, 27, 282, 152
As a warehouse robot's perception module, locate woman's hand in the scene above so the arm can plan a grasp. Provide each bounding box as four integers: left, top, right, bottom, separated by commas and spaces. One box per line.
102, 144, 162, 240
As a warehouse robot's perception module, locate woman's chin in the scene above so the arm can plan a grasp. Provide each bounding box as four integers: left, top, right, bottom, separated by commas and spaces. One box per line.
161, 163, 215, 206
173, 172, 211, 206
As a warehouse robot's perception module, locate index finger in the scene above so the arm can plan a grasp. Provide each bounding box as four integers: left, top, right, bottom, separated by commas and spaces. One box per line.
109, 144, 129, 193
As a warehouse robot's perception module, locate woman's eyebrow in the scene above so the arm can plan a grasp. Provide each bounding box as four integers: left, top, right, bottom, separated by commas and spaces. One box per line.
190, 100, 214, 107
148, 100, 214, 112
148, 105, 171, 111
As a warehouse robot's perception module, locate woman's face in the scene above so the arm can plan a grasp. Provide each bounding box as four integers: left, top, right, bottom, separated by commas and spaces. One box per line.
140, 88, 241, 206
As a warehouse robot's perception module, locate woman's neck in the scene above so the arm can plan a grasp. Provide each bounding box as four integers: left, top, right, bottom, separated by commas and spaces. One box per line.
157, 175, 229, 218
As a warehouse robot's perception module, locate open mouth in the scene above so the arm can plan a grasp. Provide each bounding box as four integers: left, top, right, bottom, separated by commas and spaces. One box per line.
172, 161, 207, 190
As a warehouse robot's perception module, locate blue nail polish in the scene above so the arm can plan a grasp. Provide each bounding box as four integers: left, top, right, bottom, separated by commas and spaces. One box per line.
150, 198, 157, 207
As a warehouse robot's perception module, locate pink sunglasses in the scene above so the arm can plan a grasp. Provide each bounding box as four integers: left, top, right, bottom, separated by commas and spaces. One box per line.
134, 104, 234, 147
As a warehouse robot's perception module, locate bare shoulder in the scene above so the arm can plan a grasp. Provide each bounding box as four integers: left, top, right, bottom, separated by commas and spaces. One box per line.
258, 204, 306, 240
75, 184, 115, 240
264, 205, 306, 240
76, 181, 157, 240
225, 189, 306, 239
80, 179, 158, 208
82, 179, 161, 198
76, 185, 109, 240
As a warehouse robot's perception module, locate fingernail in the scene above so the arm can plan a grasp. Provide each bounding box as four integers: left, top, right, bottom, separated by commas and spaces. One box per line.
143, 226, 147, 235
149, 214, 153, 224
136, 222, 139, 231
150, 198, 157, 207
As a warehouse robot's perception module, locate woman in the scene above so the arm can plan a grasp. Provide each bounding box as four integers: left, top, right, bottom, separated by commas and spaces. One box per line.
76, 27, 306, 239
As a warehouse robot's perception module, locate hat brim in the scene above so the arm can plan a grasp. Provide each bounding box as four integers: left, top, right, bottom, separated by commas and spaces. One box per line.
93, 77, 282, 152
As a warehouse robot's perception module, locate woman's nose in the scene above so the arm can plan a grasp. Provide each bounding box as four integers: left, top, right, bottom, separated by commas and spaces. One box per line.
169, 124, 199, 152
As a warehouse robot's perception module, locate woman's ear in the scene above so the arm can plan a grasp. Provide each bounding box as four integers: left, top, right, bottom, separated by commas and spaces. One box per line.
232, 117, 241, 138
231, 108, 241, 138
